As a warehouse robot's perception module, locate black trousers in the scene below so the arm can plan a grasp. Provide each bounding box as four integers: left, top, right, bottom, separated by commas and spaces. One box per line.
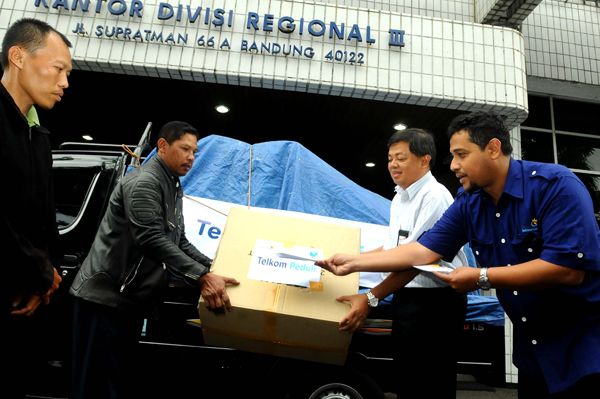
72, 297, 144, 399
3, 301, 60, 399
3, 311, 39, 399
518, 371, 600, 398
391, 287, 467, 398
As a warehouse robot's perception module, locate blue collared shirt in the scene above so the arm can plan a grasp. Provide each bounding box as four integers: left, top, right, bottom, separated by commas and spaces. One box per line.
418, 158, 600, 393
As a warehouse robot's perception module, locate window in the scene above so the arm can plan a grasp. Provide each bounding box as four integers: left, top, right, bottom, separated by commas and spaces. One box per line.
54, 167, 100, 230
520, 129, 554, 164
553, 98, 598, 136
521, 95, 600, 226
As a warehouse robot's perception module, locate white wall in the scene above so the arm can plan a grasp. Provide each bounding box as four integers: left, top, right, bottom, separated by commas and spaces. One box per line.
523, 0, 600, 86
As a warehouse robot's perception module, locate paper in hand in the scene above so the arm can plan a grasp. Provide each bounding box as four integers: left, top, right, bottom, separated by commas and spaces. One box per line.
413, 264, 453, 273
274, 248, 325, 262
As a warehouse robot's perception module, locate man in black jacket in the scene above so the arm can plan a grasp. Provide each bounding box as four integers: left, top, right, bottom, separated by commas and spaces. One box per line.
1, 18, 71, 398
70, 121, 240, 399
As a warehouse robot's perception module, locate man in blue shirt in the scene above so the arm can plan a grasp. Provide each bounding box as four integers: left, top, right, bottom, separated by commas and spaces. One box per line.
317, 110, 600, 397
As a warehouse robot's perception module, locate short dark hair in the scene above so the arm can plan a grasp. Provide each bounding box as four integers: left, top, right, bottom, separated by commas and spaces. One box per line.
1, 18, 72, 69
388, 128, 437, 169
157, 121, 201, 145
446, 110, 513, 155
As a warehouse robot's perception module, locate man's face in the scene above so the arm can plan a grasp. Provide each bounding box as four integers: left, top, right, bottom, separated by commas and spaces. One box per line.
449, 129, 491, 193
158, 133, 198, 177
388, 141, 430, 190
18, 32, 72, 110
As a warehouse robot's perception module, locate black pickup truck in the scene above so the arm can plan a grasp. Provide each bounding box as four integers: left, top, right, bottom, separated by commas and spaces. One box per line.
28, 124, 505, 398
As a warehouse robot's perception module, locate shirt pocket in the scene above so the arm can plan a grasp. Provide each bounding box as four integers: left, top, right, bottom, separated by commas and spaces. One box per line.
511, 231, 544, 262
470, 237, 494, 267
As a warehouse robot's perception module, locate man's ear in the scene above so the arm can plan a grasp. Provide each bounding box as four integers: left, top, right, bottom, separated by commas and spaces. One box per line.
421, 154, 432, 168
487, 138, 503, 160
7, 46, 24, 70
157, 138, 168, 154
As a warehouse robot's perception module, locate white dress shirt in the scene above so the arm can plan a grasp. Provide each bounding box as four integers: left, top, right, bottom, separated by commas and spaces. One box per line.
373, 171, 467, 288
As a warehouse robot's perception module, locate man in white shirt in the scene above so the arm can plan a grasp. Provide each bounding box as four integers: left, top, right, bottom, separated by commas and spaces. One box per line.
337, 128, 467, 398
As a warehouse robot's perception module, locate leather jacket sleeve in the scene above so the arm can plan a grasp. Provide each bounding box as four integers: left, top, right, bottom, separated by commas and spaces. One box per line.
123, 176, 209, 282
179, 221, 213, 268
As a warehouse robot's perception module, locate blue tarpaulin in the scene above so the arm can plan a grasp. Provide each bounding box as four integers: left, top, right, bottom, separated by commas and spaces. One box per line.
466, 296, 506, 326
180, 135, 392, 225
142, 134, 504, 325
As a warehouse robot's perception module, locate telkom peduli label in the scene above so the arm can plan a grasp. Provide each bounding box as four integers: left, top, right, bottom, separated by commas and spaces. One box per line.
247, 239, 323, 287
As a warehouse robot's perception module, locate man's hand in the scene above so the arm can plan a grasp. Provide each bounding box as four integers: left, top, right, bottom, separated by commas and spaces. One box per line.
337, 294, 371, 333
434, 266, 479, 293
41, 267, 62, 305
199, 273, 240, 315
315, 253, 357, 276
11, 291, 43, 317
11, 268, 62, 317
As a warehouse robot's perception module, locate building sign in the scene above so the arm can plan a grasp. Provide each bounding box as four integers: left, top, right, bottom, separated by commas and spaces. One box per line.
35, 0, 406, 66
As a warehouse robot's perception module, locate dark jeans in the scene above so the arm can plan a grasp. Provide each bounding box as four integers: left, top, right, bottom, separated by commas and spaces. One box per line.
72, 297, 144, 399
391, 287, 467, 398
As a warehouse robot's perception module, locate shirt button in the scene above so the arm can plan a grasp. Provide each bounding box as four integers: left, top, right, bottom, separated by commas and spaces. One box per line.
513, 291, 518, 295
522, 317, 527, 322
507, 264, 512, 266
528, 248, 533, 253
532, 171, 537, 175
578, 253, 584, 258
532, 340, 537, 345
475, 251, 480, 255
501, 239, 506, 243
495, 213, 501, 217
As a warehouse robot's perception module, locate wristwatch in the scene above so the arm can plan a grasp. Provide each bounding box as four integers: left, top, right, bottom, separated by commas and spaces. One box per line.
477, 267, 491, 290
365, 290, 379, 308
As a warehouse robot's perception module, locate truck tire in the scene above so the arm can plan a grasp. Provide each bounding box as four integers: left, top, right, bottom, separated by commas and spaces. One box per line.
286, 369, 384, 399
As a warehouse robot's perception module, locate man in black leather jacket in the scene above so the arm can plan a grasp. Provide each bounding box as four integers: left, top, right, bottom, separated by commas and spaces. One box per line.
70, 121, 239, 399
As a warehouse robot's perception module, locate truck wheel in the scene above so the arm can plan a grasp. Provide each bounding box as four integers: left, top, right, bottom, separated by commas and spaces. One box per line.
286, 369, 384, 399
307, 382, 364, 399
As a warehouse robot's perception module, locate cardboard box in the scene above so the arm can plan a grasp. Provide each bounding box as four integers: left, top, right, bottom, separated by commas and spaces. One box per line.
198, 207, 360, 365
